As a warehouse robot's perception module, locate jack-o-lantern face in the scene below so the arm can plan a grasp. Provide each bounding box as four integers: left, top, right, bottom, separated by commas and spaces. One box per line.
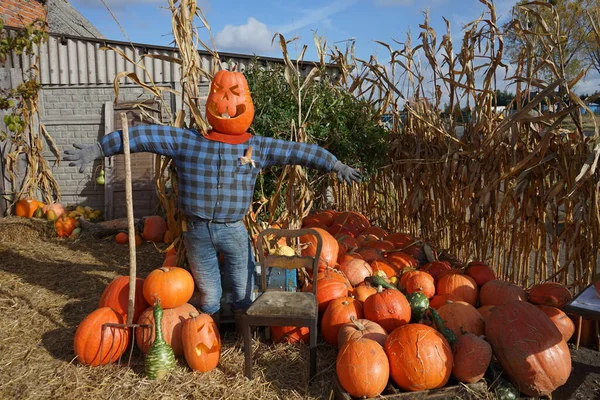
181, 312, 222, 372
206, 70, 255, 135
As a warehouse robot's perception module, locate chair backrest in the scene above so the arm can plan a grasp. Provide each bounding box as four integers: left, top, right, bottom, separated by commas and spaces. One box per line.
256, 228, 323, 294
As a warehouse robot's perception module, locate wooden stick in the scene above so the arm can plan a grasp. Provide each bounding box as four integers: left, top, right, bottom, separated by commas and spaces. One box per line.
121, 112, 137, 326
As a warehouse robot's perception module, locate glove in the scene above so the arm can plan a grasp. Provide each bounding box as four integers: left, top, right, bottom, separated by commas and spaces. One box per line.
333, 161, 362, 185
63, 143, 104, 173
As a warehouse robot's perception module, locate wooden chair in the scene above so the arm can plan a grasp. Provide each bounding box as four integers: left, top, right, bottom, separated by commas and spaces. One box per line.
240, 228, 322, 380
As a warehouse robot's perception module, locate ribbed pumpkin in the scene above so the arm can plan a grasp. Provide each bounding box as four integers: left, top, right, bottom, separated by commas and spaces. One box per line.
363, 286, 411, 333
338, 258, 372, 287
400, 270, 435, 298
451, 333, 492, 383
303, 268, 351, 313
337, 338, 389, 398
537, 305, 575, 342
465, 262, 496, 287
384, 323, 452, 391
300, 227, 339, 271
485, 300, 571, 397
528, 282, 572, 308
142, 215, 168, 242
437, 301, 485, 337
321, 297, 364, 346
337, 317, 388, 349
143, 266, 195, 309
98, 275, 149, 324
436, 273, 478, 306
332, 211, 371, 235
352, 284, 377, 303
73, 307, 129, 366
270, 326, 310, 344
181, 311, 221, 372
136, 302, 197, 356
479, 279, 527, 306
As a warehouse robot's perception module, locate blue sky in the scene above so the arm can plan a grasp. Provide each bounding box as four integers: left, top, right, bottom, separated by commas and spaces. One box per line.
70, 0, 599, 94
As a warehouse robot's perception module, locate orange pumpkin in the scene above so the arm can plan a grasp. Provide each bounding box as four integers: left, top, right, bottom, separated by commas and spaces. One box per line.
337, 317, 388, 349
436, 273, 478, 306
98, 276, 149, 324
142, 215, 168, 243
14, 198, 42, 218
136, 302, 197, 356
321, 297, 364, 346
115, 232, 128, 244
363, 286, 411, 333
181, 311, 221, 372
437, 300, 485, 337
206, 70, 255, 135
465, 261, 496, 287
399, 270, 435, 298
537, 305, 575, 342
337, 338, 390, 398
143, 266, 195, 309
385, 323, 452, 391
73, 307, 129, 366
337, 258, 372, 287
352, 284, 378, 303
479, 279, 527, 306
451, 333, 492, 383
55, 215, 77, 237
429, 293, 461, 309
528, 282, 572, 308
300, 227, 339, 272
270, 326, 310, 344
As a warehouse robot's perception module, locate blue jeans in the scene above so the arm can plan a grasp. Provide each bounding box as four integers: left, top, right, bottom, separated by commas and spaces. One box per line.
183, 219, 255, 315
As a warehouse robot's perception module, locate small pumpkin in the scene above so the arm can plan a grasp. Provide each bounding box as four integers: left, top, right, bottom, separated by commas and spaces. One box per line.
337, 338, 389, 398
337, 317, 388, 349
528, 282, 572, 308
400, 270, 435, 298
143, 266, 195, 309
337, 258, 372, 287
302, 268, 351, 314
14, 198, 42, 218
270, 326, 310, 344
55, 215, 78, 238
451, 333, 492, 383
321, 296, 364, 346
136, 302, 197, 356
98, 275, 149, 324
363, 285, 411, 333
142, 215, 168, 243
436, 273, 478, 306
465, 261, 496, 287
206, 69, 255, 135
115, 232, 129, 244
181, 311, 221, 372
73, 307, 130, 366
437, 300, 485, 337
352, 284, 377, 303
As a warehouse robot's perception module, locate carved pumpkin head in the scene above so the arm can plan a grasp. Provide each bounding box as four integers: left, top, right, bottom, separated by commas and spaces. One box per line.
206, 70, 255, 135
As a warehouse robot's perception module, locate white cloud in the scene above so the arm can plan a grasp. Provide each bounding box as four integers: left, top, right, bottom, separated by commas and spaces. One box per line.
214, 17, 276, 54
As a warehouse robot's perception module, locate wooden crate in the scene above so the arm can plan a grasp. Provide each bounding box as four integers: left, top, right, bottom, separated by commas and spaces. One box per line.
332, 375, 488, 400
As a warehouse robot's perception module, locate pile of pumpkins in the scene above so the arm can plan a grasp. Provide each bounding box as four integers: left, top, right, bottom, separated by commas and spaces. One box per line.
73, 262, 221, 375
13, 198, 101, 238
114, 215, 172, 247
270, 209, 577, 399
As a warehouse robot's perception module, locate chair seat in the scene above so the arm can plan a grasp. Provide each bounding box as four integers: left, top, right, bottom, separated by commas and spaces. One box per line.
246, 291, 316, 319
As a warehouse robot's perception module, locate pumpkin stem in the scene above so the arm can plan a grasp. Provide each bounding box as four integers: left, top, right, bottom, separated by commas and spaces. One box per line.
351, 317, 366, 331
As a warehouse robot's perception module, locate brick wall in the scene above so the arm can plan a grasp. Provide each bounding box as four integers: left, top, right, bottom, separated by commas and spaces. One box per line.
0, 0, 46, 28
40, 85, 175, 212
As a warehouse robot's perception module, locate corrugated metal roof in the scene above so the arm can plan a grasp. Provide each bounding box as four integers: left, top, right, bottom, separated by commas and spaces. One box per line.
5, 32, 339, 87
47, 0, 104, 39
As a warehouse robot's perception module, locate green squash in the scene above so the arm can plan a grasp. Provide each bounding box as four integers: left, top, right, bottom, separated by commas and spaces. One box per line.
406, 292, 429, 322
427, 307, 456, 348
145, 299, 176, 380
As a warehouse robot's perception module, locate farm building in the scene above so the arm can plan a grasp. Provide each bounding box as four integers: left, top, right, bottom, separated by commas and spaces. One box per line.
0, 0, 336, 218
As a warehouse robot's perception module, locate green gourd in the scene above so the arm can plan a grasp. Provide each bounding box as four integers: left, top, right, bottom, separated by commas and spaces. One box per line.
406, 292, 429, 322
364, 275, 398, 291
145, 299, 176, 379
427, 307, 456, 348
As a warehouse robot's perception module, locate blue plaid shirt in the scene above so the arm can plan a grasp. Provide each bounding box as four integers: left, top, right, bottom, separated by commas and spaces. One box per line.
100, 125, 338, 222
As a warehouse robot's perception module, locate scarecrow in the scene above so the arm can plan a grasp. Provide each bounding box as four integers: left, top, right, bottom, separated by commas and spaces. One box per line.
64, 69, 361, 328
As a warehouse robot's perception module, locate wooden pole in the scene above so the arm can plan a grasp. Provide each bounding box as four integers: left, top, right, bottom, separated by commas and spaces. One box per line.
121, 112, 137, 326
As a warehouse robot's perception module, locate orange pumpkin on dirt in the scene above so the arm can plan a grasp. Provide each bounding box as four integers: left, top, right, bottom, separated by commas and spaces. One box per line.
142, 215, 168, 243
55, 215, 78, 237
